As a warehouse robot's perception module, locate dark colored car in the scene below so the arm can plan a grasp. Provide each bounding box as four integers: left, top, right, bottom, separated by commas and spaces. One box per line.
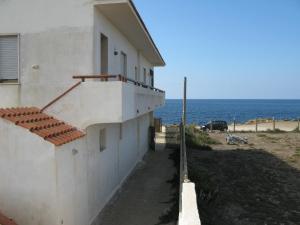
201, 120, 228, 131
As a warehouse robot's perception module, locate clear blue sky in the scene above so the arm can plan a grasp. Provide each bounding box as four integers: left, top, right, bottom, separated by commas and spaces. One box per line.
133, 0, 300, 99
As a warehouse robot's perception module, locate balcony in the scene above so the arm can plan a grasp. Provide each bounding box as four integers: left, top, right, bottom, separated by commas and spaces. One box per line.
45, 75, 165, 129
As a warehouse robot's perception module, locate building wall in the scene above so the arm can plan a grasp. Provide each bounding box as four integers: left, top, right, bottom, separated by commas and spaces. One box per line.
140, 54, 153, 85
0, 0, 94, 107
93, 8, 154, 82
0, 84, 20, 107
0, 1, 155, 108
54, 113, 151, 225
55, 139, 89, 225
0, 120, 59, 225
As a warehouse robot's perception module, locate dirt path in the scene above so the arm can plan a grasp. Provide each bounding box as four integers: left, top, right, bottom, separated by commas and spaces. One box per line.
188, 133, 300, 225
97, 149, 178, 225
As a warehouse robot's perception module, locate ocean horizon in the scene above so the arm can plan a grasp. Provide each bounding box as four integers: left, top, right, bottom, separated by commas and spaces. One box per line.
155, 99, 300, 125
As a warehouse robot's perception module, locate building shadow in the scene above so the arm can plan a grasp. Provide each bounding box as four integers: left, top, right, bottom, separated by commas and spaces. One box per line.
155, 148, 179, 225
187, 148, 300, 225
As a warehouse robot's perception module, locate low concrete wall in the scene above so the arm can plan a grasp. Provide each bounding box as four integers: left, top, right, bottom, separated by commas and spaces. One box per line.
178, 123, 201, 225
179, 183, 201, 225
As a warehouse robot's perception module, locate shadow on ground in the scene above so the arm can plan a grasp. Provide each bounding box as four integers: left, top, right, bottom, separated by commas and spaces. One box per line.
188, 147, 300, 225
156, 148, 179, 225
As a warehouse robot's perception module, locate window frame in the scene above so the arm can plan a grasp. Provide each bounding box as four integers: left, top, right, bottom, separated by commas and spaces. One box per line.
143, 68, 147, 84
120, 51, 127, 78
99, 128, 106, 152
0, 33, 20, 84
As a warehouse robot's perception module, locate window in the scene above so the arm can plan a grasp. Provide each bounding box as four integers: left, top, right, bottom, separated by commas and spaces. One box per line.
100, 33, 108, 74
99, 128, 106, 152
121, 52, 127, 77
135, 66, 138, 82
150, 69, 154, 87
119, 124, 123, 140
0, 35, 19, 83
143, 68, 146, 84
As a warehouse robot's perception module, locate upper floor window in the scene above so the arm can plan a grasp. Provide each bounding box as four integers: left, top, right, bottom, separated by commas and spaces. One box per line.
135, 66, 138, 82
143, 68, 146, 84
0, 35, 19, 83
150, 69, 154, 87
121, 52, 127, 78
100, 33, 108, 74
99, 128, 106, 152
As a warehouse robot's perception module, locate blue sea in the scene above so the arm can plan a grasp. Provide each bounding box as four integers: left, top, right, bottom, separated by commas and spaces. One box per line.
154, 99, 300, 125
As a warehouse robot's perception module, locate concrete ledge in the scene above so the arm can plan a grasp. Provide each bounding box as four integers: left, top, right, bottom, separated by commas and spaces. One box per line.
179, 182, 201, 225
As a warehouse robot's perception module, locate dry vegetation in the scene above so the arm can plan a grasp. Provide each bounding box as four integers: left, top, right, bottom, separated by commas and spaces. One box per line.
187, 129, 300, 225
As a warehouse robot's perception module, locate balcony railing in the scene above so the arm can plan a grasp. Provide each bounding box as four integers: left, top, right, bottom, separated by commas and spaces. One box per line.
72, 75, 165, 94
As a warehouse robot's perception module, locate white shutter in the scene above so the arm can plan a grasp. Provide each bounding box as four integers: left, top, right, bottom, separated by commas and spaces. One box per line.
0, 35, 18, 81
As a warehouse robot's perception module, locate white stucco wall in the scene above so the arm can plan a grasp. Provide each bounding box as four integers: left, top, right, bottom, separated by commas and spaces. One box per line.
0, 84, 20, 107
46, 81, 164, 129
139, 54, 153, 85
54, 115, 151, 225
94, 8, 137, 79
0, 0, 95, 108
19, 27, 94, 107
0, 1, 162, 224
0, 0, 157, 109
55, 139, 89, 225
0, 120, 59, 225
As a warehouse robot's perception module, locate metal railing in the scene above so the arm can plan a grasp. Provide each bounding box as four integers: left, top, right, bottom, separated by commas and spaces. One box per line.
41, 81, 82, 112
73, 74, 165, 93
180, 122, 189, 183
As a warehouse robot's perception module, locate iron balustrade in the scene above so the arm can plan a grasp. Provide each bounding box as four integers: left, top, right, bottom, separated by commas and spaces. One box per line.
73, 74, 165, 93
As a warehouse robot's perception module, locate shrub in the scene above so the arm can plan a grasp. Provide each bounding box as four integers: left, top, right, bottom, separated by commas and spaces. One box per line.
185, 125, 220, 150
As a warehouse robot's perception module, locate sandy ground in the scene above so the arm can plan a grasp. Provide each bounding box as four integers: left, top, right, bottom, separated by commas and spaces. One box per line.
228, 121, 299, 132
188, 132, 300, 225
97, 149, 178, 225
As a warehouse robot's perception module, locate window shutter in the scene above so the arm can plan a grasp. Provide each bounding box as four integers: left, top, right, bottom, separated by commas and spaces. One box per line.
0, 35, 18, 81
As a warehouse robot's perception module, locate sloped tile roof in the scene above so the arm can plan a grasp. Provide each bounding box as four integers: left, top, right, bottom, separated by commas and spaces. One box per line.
0, 107, 85, 146
0, 212, 18, 225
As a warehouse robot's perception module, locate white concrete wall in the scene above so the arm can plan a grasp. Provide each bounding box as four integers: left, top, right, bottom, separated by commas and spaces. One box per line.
85, 123, 120, 222
55, 139, 89, 225
0, 84, 20, 107
0, 120, 59, 225
54, 115, 151, 225
0, 1, 162, 225
46, 81, 164, 129
85, 115, 151, 223
179, 183, 201, 225
139, 54, 153, 85
0, 0, 94, 107
19, 27, 94, 107
94, 8, 138, 79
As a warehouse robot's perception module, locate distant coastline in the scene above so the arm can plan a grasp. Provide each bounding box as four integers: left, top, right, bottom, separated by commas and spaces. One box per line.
155, 99, 300, 125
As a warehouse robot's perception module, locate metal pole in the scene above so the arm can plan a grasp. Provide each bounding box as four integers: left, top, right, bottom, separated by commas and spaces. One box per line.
273, 117, 275, 131
298, 118, 300, 132
183, 77, 187, 126
255, 118, 258, 132
182, 77, 188, 182
233, 117, 236, 133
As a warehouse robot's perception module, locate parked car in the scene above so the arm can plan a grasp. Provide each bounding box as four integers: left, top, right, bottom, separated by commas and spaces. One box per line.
201, 120, 228, 131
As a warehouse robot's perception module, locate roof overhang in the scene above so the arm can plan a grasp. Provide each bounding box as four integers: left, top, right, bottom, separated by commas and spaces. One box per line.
94, 0, 165, 67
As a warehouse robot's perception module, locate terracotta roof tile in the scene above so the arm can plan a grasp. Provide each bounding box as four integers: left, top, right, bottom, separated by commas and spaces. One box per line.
0, 107, 85, 146
0, 212, 18, 225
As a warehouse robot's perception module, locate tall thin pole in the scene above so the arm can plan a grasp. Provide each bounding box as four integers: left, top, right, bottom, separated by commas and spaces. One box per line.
183, 77, 187, 126
182, 77, 188, 182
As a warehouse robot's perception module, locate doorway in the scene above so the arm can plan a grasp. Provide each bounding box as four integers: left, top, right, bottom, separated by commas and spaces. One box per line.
121, 52, 127, 78
100, 33, 108, 74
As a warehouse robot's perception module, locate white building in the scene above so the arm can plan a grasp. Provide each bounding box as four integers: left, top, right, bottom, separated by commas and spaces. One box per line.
0, 0, 165, 225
